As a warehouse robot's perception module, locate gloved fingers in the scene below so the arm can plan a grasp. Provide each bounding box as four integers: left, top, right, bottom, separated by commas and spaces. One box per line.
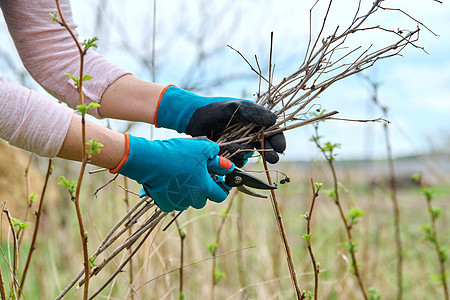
191, 196, 208, 210
253, 138, 280, 164
207, 176, 230, 203
266, 132, 287, 153
142, 184, 190, 213
196, 139, 221, 160
185, 100, 277, 139
234, 101, 277, 127
213, 175, 232, 194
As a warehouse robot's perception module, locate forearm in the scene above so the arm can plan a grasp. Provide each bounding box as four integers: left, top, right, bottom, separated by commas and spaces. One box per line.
57, 114, 125, 169
99, 74, 164, 124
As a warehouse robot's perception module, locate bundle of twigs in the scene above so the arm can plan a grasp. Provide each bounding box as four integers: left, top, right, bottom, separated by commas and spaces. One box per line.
57, 0, 430, 298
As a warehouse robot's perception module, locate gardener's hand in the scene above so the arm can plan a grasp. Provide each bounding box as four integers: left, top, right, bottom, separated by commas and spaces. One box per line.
110, 133, 235, 212
154, 85, 286, 167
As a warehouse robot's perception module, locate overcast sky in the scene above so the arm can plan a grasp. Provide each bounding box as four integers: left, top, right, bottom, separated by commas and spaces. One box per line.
1, 0, 449, 161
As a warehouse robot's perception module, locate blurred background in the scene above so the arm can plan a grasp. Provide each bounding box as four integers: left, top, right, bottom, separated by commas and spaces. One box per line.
1, 0, 450, 299
1, 0, 449, 161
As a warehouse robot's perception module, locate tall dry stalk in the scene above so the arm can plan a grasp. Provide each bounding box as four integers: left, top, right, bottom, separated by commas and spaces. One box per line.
414, 174, 449, 300
54, 1, 92, 298
304, 179, 321, 300
18, 153, 33, 249
18, 159, 52, 298
260, 134, 304, 299
0, 268, 6, 300
210, 190, 238, 300
174, 217, 186, 299
361, 74, 404, 300
312, 124, 368, 300
3, 209, 19, 298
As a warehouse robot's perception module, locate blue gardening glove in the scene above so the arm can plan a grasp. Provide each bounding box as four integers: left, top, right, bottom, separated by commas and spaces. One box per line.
110, 133, 235, 212
154, 85, 286, 167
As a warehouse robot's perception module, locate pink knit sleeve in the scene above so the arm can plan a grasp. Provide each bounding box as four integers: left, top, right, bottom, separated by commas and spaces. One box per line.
0, 77, 73, 157
0, 0, 131, 118
0, 0, 132, 157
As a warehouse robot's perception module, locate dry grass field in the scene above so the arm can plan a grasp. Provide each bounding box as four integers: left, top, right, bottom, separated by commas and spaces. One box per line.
1, 141, 449, 299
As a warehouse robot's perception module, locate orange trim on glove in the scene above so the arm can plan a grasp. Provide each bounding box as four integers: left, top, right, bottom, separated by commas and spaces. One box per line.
110, 132, 130, 174
154, 84, 176, 128
219, 156, 233, 170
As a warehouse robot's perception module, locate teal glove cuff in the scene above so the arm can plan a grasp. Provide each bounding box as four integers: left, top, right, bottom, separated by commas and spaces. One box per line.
111, 133, 235, 212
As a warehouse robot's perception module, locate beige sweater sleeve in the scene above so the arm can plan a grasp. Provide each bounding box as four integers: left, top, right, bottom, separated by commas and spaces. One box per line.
0, 0, 131, 157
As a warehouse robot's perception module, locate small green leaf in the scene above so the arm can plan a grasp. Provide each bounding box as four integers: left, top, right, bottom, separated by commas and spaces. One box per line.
83, 37, 99, 50
303, 233, 311, 246
64, 73, 79, 84
219, 209, 228, 217
88, 255, 97, 269
87, 102, 100, 109
77, 102, 100, 117
411, 173, 421, 182
419, 224, 435, 243
314, 182, 323, 192
179, 292, 185, 300
214, 268, 226, 282
29, 192, 38, 203
309, 135, 323, 143
82, 74, 93, 82
429, 206, 441, 219
323, 188, 337, 202
86, 139, 104, 156
207, 242, 218, 255
430, 272, 449, 286
347, 207, 366, 227
439, 246, 449, 262
49, 12, 59, 22
422, 186, 434, 202
76, 104, 87, 116
11, 217, 29, 235
343, 241, 359, 254
58, 176, 77, 195
368, 287, 381, 300
179, 227, 187, 238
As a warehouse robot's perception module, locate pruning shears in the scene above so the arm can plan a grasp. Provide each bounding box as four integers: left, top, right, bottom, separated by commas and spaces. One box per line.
208, 156, 276, 198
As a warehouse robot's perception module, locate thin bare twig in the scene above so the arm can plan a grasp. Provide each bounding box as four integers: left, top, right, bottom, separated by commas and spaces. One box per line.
360, 74, 403, 300
416, 175, 449, 300
0, 268, 6, 300
18, 159, 52, 298
132, 246, 256, 295
312, 126, 368, 300
3, 209, 19, 297
18, 153, 34, 248
305, 179, 320, 300
260, 132, 304, 300
173, 217, 186, 299
210, 190, 238, 300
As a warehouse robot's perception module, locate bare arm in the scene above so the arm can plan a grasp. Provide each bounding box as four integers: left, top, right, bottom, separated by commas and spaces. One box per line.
57, 75, 164, 169
57, 114, 125, 169
98, 74, 164, 123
